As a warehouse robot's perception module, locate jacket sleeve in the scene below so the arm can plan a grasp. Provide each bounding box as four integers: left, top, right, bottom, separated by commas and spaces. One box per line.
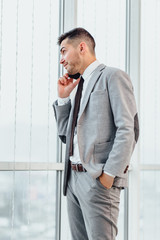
52, 99, 71, 144
103, 70, 139, 177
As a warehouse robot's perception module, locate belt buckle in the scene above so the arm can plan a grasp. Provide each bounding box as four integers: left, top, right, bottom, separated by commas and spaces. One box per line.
76, 164, 79, 171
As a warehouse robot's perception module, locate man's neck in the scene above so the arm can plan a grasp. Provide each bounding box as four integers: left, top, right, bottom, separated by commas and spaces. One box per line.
80, 57, 97, 75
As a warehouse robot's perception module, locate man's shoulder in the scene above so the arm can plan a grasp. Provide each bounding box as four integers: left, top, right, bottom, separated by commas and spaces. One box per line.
100, 65, 130, 82
102, 65, 126, 76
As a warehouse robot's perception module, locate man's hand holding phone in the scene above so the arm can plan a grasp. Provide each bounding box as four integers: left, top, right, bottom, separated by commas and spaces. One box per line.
58, 73, 80, 98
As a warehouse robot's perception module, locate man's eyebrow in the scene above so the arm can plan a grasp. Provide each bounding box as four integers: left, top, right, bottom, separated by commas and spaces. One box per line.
60, 47, 65, 53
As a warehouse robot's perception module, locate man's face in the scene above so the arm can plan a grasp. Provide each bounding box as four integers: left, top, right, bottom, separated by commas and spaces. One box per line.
60, 38, 81, 75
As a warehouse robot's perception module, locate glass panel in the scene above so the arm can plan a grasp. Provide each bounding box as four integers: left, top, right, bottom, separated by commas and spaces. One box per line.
117, 189, 124, 239
140, 0, 160, 164
140, 171, 160, 240
61, 184, 71, 240
0, 0, 59, 162
0, 171, 56, 239
77, 0, 126, 70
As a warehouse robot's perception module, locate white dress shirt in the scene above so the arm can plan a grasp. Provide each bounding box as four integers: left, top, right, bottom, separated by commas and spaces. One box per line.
58, 60, 115, 178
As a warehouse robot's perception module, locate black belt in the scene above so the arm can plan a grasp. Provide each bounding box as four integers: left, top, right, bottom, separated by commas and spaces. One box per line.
70, 161, 87, 172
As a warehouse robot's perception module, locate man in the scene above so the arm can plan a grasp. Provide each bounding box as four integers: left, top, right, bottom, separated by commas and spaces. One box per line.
53, 28, 139, 240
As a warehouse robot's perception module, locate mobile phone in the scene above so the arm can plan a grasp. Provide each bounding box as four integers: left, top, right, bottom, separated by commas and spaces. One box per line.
68, 73, 80, 79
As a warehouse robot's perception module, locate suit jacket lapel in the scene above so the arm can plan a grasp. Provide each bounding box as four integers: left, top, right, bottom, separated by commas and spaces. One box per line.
78, 64, 106, 123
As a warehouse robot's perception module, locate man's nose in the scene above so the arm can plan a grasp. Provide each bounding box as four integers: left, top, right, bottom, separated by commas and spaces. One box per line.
60, 56, 65, 64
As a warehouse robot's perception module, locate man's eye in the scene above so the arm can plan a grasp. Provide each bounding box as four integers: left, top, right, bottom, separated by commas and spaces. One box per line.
61, 49, 66, 55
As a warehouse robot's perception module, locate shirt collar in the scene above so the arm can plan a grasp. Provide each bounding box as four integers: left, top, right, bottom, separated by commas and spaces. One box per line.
82, 60, 100, 80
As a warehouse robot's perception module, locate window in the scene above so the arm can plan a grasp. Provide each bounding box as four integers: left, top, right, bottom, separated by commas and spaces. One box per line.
0, 0, 59, 238
140, 0, 160, 239
2, 0, 159, 239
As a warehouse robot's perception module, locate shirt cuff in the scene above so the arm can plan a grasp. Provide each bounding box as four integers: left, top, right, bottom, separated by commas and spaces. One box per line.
104, 171, 115, 178
58, 96, 70, 106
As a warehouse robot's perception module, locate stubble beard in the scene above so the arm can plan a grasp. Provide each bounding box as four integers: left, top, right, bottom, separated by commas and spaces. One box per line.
67, 57, 81, 75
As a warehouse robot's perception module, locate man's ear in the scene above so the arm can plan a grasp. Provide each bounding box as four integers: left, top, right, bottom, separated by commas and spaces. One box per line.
79, 42, 86, 54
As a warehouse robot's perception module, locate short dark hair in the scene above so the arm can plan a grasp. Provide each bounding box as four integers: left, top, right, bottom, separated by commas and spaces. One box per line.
57, 27, 96, 55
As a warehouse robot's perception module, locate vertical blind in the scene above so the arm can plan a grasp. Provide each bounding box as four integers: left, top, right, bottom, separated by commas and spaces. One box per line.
0, 0, 59, 239
140, 0, 160, 239
77, 0, 126, 70
0, 0, 59, 163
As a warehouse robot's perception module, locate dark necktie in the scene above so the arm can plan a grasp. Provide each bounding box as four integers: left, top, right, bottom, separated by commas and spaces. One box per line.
69, 76, 84, 156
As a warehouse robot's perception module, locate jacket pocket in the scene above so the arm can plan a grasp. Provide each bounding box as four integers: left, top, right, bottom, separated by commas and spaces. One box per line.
94, 141, 113, 164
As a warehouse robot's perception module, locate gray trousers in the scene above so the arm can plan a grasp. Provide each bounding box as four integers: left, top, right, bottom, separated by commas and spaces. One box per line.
66, 167, 122, 240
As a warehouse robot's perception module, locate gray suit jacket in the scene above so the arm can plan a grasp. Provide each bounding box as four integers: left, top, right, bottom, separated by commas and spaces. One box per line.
53, 64, 139, 196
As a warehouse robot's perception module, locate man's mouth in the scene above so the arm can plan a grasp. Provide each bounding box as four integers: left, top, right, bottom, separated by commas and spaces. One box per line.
64, 64, 68, 69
